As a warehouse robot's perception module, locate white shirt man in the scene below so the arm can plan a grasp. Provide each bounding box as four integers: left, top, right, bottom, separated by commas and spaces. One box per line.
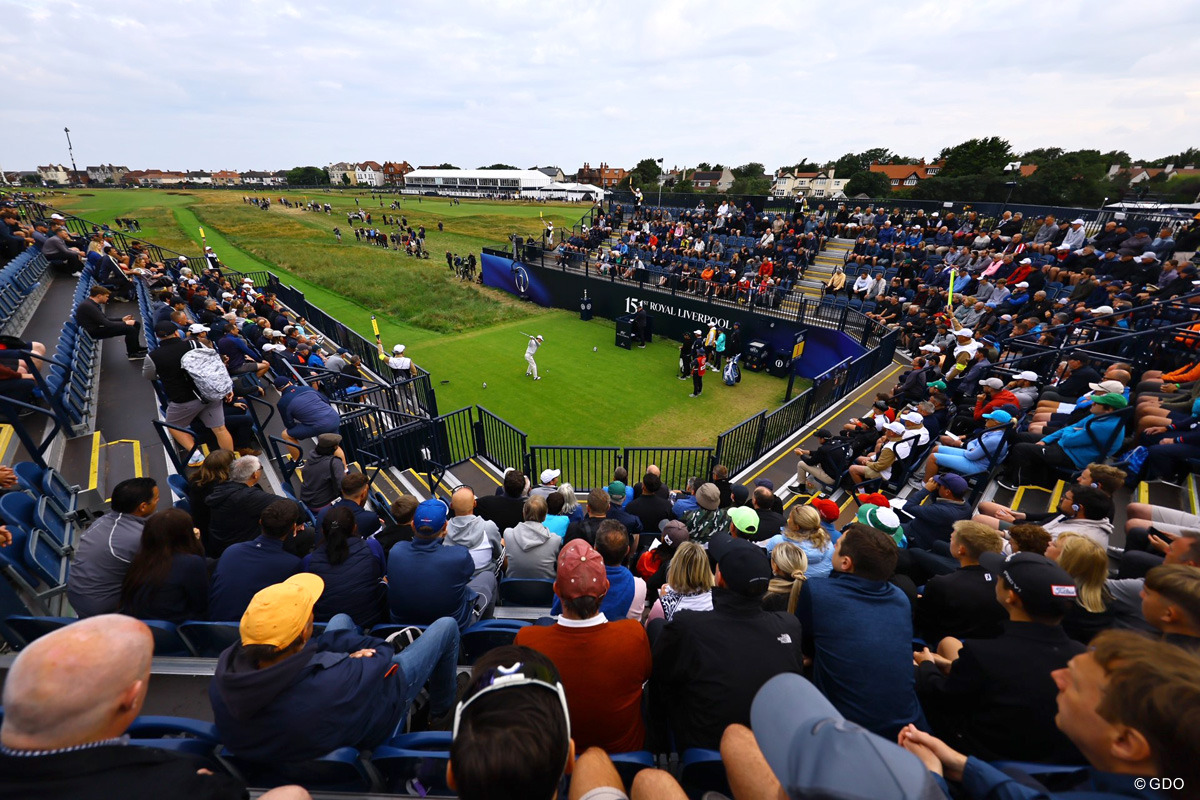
524, 334, 543, 380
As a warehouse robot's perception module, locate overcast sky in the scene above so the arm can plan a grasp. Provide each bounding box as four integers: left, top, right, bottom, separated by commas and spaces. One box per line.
4, 0, 1198, 173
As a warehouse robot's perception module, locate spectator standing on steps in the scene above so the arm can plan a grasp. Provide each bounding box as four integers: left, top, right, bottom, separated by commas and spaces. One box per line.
143, 321, 234, 463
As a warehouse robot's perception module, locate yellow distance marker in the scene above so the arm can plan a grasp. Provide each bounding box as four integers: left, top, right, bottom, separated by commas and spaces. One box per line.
371, 315, 380, 338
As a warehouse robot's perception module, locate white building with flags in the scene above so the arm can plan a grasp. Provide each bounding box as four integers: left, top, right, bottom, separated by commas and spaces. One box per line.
403, 168, 552, 197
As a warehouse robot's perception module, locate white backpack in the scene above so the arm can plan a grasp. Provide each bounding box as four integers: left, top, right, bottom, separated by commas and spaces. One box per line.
180, 342, 233, 402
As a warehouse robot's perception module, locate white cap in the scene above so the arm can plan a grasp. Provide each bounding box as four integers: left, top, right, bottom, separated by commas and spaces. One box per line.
222, 292, 234, 299
1016, 370, 1040, 381
1071, 218, 1085, 225
535, 335, 544, 342
1140, 252, 1159, 261
188, 323, 208, 334
178, 255, 188, 261
49, 213, 64, 220
955, 328, 974, 337
884, 421, 906, 435
1000, 314, 1013, 321
919, 344, 941, 353
901, 411, 924, 425
540, 468, 561, 484
392, 344, 406, 354
243, 277, 254, 284
979, 377, 1005, 390
1015, 281, 1030, 288
1093, 305, 1114, 315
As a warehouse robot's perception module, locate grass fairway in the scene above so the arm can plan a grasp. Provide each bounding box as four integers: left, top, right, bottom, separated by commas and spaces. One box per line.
51, 189, 802, 446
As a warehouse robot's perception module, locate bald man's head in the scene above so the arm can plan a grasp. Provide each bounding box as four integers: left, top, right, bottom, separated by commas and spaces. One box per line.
2, 615, 152, 751
450, 486, 476, 516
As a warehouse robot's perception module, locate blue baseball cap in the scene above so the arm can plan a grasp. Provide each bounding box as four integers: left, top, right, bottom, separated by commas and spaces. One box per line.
413, 499, 448, 534
982, 409, 1013, 424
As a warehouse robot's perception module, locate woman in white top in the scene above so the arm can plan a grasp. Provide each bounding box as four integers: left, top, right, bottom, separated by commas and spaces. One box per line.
644, 541, 714, 623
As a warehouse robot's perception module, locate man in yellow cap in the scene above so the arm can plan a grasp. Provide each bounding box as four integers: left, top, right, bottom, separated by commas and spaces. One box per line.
209, 574, 461, 762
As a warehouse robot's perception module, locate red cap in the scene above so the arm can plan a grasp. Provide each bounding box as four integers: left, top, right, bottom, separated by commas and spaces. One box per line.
857, 492, 891, 508
555, 540, 609, 600
809, 498, 841, 523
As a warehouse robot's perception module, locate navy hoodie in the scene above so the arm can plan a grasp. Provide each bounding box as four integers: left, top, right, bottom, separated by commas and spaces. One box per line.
209, 627, 407, 762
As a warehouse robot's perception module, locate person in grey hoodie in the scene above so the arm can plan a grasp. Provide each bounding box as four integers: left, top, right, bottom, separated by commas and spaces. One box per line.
503, 495, 562, 580
444, 486, 502, 578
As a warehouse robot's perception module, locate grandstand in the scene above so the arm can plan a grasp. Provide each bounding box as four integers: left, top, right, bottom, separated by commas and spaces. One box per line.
2, 190, 1200, 799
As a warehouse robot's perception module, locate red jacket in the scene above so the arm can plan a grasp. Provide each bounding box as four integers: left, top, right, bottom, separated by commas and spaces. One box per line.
974, 389, 1019, 419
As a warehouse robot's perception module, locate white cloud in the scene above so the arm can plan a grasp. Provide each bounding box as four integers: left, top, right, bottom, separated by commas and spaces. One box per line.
3, 0, 1198, 171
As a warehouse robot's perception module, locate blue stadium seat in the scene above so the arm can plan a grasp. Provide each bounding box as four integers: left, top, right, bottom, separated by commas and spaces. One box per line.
11, 462, 45, 497
679, 748, 729, 797
609, 751, 655, 788
143, 620, 192, 657
3, 615, 74, 648
178, 621, 241, 657
498, 577, 555, 606
460, 619, 531, 664
127, 715, 221, 742
25, 530, 69, 588
372, 731, 452, 795
220, 746, 375, 792
0, 492, 38, 539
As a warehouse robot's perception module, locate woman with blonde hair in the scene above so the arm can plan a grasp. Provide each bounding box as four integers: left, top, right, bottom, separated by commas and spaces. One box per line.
644, 541, 714, 623
1048, 532, 1114, 644
764, 504, 833, 578
762, 541, 808, 614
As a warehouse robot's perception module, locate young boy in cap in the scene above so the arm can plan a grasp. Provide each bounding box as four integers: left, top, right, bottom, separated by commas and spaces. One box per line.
209, 574, 461, 761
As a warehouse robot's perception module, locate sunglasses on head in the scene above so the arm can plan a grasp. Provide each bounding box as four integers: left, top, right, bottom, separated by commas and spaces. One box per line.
452, 661, 571, 747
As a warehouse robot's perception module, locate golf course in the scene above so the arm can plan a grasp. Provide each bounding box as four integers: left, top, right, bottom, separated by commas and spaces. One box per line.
51, 188, 798, 447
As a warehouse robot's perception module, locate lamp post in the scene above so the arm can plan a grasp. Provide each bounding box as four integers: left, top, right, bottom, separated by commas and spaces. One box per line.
656, 157, 664, 207
64, 127, 79, 185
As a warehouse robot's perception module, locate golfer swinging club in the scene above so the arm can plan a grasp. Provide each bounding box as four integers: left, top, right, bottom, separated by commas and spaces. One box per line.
523, 332, 543, 380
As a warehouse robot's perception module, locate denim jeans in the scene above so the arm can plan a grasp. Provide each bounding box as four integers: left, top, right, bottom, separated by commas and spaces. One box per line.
325, 613, 461, 716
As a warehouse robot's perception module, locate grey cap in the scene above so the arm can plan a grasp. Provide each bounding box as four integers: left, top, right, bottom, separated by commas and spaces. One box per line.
751, 673, 946, 800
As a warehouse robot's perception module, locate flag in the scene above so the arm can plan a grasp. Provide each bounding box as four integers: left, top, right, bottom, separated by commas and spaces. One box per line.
198, 226, 205, 240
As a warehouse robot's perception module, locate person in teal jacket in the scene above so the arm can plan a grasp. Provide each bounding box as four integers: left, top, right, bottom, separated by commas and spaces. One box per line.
1004, 393, 1127, 488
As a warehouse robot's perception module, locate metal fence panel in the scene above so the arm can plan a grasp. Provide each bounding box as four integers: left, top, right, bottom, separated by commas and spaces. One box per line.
761, 389, 815, 453
529, 446, 622, 492
713, 412, 766, 476
432, 407, 475, 467
477, 406, 528, 474
623, 447, 715, 496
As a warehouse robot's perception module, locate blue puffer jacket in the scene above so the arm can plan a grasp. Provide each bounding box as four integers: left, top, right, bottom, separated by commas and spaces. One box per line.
1042, 411, 1126, 468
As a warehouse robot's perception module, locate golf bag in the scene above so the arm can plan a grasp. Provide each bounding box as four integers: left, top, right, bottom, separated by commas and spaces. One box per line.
723, 354, 742, 386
